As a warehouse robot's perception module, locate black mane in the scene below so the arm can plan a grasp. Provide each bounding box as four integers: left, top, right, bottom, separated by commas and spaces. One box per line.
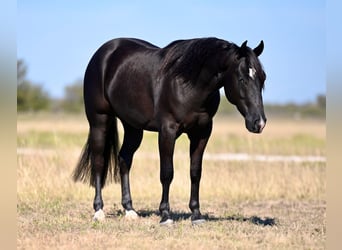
160, 38, 265, 89
160, 37, 236, 81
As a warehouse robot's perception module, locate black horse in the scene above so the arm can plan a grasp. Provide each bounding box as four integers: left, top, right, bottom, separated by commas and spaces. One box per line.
73, 37, 267, 225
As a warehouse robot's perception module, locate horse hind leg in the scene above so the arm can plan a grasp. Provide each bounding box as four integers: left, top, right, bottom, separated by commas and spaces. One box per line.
119, 123, 143, 220
89, 114, 118, 221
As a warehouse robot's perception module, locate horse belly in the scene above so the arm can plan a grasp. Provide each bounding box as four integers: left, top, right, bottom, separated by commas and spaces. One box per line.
114, 98, 154, 127
107, 83, 156, 129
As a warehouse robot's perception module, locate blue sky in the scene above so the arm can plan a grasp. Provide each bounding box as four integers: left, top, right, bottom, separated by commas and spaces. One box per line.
17, 1, 325, 104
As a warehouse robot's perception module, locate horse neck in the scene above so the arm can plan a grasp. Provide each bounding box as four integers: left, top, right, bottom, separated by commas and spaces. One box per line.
196, 45, 239, 92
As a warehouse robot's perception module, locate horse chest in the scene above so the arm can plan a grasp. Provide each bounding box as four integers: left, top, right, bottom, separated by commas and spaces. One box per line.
182, 112, 211, 130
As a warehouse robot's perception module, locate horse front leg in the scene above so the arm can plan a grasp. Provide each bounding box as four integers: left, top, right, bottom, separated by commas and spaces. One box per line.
158, 122, 178, 225
187, 121, 212, 224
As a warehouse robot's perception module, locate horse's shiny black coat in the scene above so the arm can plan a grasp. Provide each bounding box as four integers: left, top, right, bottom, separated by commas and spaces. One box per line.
73, 37, 267, 223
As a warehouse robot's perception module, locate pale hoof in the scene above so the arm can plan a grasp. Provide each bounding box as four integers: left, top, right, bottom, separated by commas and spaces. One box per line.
191, 218, 206, 225
93, 209, 105, 221
125, 210, 139, 220
160, 219, 174, 226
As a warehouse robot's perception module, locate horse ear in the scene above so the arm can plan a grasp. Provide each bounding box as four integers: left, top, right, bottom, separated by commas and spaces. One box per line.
238, 40, 248, 58
241, 40, 248, 49
253, 40, 264, 57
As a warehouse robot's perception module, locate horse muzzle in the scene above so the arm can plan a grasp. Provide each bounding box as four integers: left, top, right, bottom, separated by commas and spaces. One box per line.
245, 115, 266, 134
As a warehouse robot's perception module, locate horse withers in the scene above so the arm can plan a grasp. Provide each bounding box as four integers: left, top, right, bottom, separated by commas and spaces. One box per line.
73, 37, 267, 225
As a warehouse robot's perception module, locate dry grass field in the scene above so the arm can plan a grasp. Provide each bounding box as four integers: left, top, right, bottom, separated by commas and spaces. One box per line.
17, 113, 326, 249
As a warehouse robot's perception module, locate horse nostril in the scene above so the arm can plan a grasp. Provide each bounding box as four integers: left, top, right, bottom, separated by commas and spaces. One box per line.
254, 119, 260, 128
254, 117, 266, 133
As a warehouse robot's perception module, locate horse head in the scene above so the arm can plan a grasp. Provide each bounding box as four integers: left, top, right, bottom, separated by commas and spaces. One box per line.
222, 40, 267, 133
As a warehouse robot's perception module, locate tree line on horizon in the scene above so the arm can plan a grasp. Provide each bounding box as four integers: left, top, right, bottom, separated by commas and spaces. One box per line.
17, 60, 83, 113
17, 60, 326, 118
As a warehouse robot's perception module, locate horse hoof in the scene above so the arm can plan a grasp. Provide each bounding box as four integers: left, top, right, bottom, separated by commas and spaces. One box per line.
125, 210, 139, 220
191, 218, 206, 225
93, 209, 105, 221
160, 218, 174, 226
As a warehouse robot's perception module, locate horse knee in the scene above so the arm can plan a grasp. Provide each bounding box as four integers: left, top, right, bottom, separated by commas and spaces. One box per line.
160, 166, 174, 184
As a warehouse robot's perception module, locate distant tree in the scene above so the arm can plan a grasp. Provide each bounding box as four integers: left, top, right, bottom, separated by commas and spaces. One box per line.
17, 60, 50, 112
316, 94, 326, 110
62, 79, 84, 113
17, 60, 27, 85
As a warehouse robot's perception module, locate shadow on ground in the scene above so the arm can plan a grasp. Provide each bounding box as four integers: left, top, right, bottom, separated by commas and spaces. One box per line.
107, 209, 277, 227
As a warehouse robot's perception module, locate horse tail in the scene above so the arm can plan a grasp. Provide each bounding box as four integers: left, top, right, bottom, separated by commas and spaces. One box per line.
72, 118, 120, 187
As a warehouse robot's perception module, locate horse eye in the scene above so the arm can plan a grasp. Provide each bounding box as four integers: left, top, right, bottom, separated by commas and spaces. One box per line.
239, 78, 247, 85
